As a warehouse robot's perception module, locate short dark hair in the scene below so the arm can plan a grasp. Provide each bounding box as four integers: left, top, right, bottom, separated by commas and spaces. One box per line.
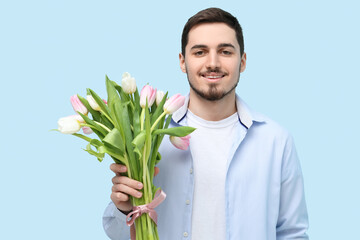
181, 8, 244, 57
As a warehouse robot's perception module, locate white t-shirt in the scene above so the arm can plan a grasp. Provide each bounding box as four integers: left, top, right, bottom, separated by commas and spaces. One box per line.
186, 110, 239, 239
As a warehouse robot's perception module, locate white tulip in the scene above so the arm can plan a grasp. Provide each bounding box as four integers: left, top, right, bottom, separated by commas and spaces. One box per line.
73, 114, 85, 123
121, 72, 136, 94
86, 95, 101, 111
58, 115, 81, 134
156, 90, 165, 106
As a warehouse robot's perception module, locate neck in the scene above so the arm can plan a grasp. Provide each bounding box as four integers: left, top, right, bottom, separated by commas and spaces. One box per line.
188, 90, 237, 121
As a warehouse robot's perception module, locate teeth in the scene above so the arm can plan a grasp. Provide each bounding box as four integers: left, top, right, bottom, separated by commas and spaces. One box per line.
205, 75, 222, 79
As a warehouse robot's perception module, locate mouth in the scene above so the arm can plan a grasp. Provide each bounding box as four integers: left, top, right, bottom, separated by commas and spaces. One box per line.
200, 72, 226, 82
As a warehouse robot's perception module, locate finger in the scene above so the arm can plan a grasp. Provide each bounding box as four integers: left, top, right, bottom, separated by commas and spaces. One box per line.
111, 191, 130, 203
112, 184, 143, 199
110, 163, 127, 175
112, 176, 143, 190
154, 166, 160, 176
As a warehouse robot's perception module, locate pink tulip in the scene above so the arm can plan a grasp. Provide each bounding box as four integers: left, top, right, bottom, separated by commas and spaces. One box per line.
70, 95, 88, 115
163, 94, 185, 114
82, 126, 93, 134
170, 135, 191, 150
140, 85, 156, 108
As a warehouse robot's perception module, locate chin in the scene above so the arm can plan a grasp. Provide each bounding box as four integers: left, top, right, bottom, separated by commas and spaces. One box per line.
189, 80, 238, 101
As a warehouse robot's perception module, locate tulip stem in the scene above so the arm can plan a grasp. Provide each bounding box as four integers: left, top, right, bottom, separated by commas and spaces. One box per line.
140, 108, 145, 131
80, 123, 110, 133
93, 121, 111, 132
100, 110, 116, 126
150, 112, 167, 132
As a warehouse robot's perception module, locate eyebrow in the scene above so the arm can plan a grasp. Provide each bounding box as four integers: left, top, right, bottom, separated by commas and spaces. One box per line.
218, 43, 236, 49
190, 44, 207, 50
190, 43, 236, 50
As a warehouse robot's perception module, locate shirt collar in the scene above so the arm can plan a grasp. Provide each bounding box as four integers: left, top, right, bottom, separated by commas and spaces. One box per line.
172, 94, 266, 128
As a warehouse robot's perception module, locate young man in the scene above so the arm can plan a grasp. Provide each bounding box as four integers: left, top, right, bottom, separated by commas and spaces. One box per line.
103, 8, 309, 239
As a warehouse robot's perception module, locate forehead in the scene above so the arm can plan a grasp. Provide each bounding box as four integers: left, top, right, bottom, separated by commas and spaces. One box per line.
187, 23, 239, 50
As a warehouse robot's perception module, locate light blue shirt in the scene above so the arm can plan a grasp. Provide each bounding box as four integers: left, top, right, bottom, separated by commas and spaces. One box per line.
103, 95, 309, 240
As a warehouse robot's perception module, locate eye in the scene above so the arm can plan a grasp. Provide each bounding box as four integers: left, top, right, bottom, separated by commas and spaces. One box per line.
222, 50, 233, 55
194, 50, 204, 56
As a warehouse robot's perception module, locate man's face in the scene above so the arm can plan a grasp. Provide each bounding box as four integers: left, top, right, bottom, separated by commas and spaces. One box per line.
179, 23, 246, 101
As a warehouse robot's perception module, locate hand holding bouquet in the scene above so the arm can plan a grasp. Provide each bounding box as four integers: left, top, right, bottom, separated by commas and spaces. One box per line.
56, 73, 195, 240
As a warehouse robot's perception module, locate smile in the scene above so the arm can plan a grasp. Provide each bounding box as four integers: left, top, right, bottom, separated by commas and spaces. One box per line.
201, 73, 226, 82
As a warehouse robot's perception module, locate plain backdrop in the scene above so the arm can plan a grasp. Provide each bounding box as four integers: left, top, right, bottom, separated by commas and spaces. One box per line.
1, 0, 359, 239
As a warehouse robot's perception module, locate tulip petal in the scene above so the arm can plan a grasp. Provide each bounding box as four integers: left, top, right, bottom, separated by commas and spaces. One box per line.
70, 95, 88, 115
170, 135, 191, 150
164, 94, 185, 114
140, 85, 156, 108
58, 115, 81, 134
122, 73, 137, 94
82, 126, 93, 134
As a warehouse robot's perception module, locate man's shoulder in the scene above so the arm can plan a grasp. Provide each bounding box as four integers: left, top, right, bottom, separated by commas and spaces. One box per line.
247, 107, 293, 142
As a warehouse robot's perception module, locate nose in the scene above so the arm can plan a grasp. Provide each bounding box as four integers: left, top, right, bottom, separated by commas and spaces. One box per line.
205, 50, 220, 69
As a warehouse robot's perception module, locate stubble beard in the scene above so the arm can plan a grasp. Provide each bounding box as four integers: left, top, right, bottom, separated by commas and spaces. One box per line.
186, 67, 240, 101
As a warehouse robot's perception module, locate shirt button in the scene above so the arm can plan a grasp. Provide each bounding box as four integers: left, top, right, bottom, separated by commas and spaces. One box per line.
189, 168, 193, 174
185, 200, 190, 205
183, 232, 188, 237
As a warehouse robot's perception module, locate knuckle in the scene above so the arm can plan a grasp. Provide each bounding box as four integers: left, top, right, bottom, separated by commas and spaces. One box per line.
111, 176, 118, 184
111, 192, 128, 202
112, 184, 123, 192
110, 192, 118, 203
110, 163, 117, 171
118, 192, 129, 202
118, 176, 127, 183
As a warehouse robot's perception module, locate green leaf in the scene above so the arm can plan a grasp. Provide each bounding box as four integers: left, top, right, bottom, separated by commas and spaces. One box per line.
155, 151, 162, 165
114, 83, 130, 102
132, 130, 146, 158
105, 76, 123, 131
106, 76, 121, 108
77, 95, 101, 122
132, 104, 141, 137
116, 101, 139, 180
150, 92, 168, 125
72, 133, 93, 143
84, 141, 105, 162
88, 88, 111, 117
156, 115, 172, 144
153, 126, 196, 137
103, 128, 125, 155
78, 112, 108, 137
90, 139, 103, 148
163, 114, 172, 129
134, 88, 140, 111
111, 101, 125, 139
99, 114, 114, 129
102, 145, 127, 165
150, 103, 156, 114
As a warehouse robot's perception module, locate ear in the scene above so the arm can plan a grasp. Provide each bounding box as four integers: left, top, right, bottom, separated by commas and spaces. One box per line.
240, 52, 247, 73
179, 53, 186, 73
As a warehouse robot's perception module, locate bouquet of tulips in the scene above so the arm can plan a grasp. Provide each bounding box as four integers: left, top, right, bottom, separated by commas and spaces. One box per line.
56, 73, 195, 240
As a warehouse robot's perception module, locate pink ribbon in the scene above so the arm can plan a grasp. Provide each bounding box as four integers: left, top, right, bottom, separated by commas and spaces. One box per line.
126, 189, 166, 227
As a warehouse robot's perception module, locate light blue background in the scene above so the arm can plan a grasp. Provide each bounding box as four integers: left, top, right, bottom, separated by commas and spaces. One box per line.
1, 0, 359, 239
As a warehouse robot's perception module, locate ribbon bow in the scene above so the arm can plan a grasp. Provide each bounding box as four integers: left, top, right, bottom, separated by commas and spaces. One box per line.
126, 189, 166, 226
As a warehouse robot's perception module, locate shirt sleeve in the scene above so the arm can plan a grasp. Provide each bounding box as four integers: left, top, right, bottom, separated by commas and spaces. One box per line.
102, 202, 131, 240
276, 135, 309, 240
